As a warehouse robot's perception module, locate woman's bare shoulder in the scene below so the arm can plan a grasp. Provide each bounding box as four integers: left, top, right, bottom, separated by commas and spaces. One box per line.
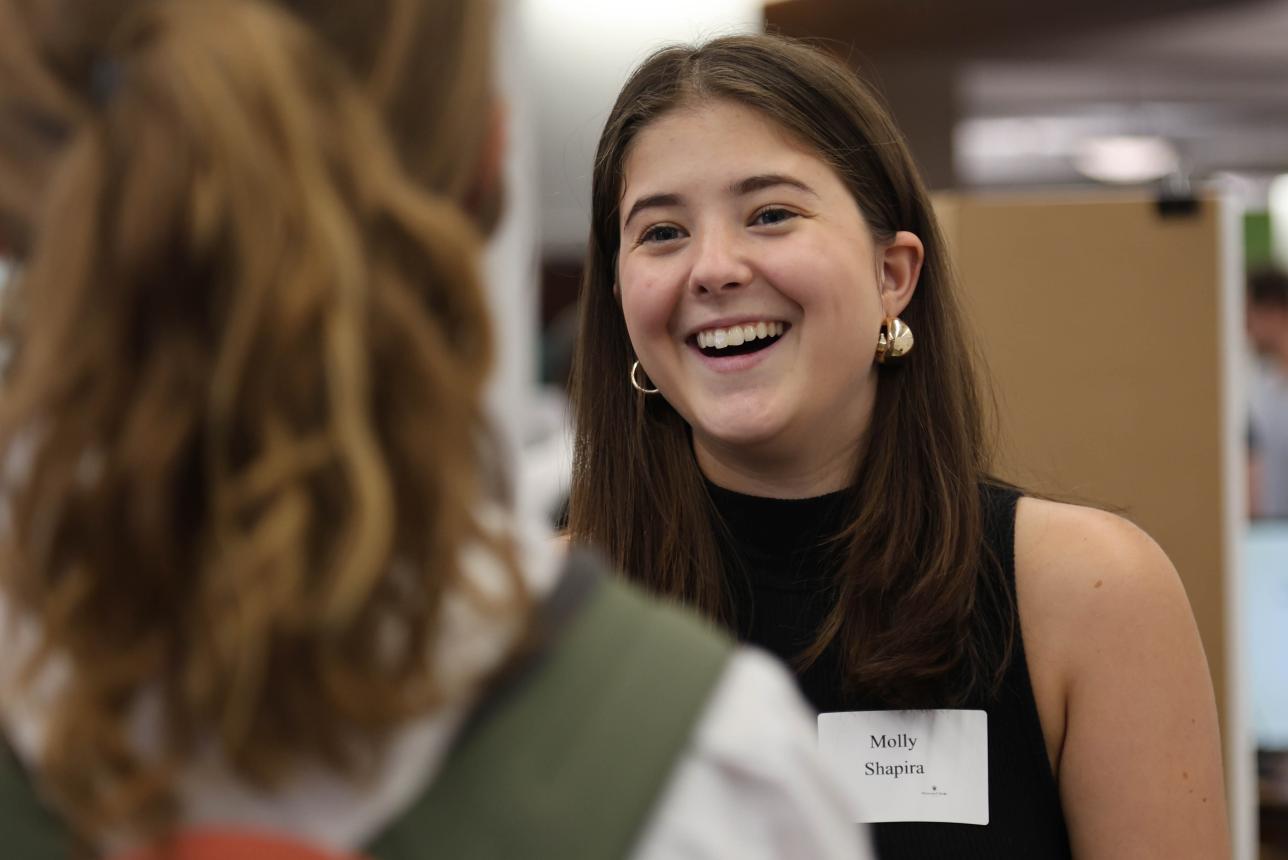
1009, 496, 1195, 768
1013, 495, 1183, 627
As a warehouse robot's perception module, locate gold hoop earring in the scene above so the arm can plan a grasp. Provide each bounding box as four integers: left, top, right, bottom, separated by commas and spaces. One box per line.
875, 316, 914, 364
630, 360, 660, 394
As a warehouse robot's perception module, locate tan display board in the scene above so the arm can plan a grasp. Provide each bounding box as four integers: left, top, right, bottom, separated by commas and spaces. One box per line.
935, 192, 1245, 839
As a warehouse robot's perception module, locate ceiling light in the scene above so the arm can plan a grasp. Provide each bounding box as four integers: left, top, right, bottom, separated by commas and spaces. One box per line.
1072, 135, 1180, 185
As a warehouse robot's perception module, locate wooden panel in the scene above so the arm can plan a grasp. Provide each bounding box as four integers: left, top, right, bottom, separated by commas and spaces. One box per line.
765, 0, 1255, 56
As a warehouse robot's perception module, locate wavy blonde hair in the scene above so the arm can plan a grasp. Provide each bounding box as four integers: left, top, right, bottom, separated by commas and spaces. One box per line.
0, 0, 523, 841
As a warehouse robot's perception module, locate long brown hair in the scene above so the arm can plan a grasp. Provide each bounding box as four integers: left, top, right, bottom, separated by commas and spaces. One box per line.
0, 0, 524, 841
569, 34, 1010, 707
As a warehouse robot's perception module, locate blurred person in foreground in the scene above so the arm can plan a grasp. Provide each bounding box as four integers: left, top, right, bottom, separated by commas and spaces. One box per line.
0, 1, 864, 857
1248, 267, 1288, 519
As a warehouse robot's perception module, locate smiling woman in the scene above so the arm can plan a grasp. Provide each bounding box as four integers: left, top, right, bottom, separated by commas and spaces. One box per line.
569, 33, 1230, 860
615, 98, 923, 492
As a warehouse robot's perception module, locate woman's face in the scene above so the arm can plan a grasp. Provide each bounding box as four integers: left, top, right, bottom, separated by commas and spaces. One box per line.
616, 98, 921, 496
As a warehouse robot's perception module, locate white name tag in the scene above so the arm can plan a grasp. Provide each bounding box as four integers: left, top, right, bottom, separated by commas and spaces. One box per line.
817, 709, 988, 825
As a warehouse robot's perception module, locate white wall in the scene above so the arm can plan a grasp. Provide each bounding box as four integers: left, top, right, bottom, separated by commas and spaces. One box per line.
518, 0, 764, 258
484, 1, 542, 489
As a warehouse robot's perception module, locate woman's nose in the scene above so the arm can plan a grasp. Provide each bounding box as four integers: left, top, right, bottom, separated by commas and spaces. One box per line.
687, 227, 753, 295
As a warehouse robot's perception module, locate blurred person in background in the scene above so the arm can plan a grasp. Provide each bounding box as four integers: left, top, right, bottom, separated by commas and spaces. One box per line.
1247, 267, 1288, 519
0, 1, 865, 857
569, 33, 1229, 859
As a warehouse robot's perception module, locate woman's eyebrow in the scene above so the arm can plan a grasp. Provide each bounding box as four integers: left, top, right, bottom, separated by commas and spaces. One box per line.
621, 192, 684, 231
731, 173, 818, 197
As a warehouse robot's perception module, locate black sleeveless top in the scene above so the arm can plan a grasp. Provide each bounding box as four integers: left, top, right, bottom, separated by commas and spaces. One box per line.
711, 481, 1072, 859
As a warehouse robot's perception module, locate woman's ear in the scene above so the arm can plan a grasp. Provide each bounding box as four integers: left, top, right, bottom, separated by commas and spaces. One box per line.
879, 230, 924, 318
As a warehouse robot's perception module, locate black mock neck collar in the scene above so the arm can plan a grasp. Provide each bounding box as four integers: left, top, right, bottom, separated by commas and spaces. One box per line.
704, 479, 850, 558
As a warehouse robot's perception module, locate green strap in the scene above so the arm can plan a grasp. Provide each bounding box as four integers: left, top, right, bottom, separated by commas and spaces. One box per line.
366, 550, 733, 860
0, 741, 72, 859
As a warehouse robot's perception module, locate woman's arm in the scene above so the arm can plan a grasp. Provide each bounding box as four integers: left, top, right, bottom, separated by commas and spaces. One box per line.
1016, 498, 1230, 859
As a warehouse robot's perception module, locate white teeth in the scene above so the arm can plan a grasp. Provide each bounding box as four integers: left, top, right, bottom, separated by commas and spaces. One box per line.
695, 321, 785, 351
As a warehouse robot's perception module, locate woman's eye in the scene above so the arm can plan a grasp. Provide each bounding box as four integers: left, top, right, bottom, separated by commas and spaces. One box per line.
752, 207, 797, 227
640, 224, 684, 244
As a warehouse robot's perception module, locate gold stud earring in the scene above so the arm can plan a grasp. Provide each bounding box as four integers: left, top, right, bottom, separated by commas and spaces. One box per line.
630, 360, 660, 394
875, 316, 914, 364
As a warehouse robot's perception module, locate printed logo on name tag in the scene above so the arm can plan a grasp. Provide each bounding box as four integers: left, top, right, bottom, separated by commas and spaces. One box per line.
817, 709, 988, 825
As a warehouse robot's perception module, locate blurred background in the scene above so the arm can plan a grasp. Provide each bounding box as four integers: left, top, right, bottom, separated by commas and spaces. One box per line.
487, 3, 1288, 859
